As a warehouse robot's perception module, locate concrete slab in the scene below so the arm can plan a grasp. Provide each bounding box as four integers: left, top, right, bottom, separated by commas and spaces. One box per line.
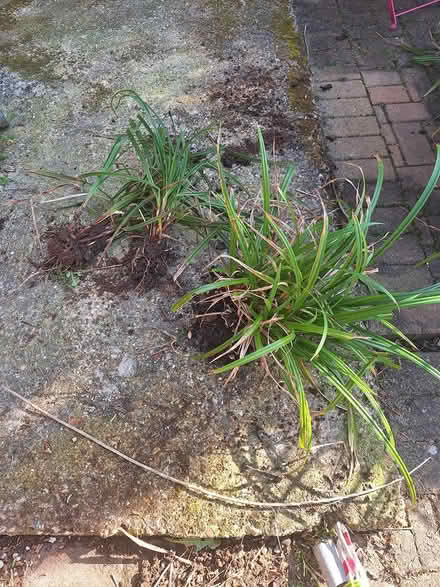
0, 0, 405, 537
408, 499, 440, 570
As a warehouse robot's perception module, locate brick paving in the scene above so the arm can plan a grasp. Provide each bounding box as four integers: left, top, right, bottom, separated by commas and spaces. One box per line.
297, 0, 440, 339
296, 1, 440, 584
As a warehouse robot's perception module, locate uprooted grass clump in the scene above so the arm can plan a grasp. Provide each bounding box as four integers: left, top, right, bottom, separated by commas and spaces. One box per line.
36, 90, 236, 283
173, 129, 440, 501
92, 235, 173, 295
40, 218, 173, 294
399, 22, 440, 98
85, 90, 229, 243
41, 218, 114, 271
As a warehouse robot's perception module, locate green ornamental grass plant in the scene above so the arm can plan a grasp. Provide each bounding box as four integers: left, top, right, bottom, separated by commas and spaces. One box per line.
400, 41, 440, 97
173, 129, 440, 501
35, 91, 231, 259
87, 90, 228, 241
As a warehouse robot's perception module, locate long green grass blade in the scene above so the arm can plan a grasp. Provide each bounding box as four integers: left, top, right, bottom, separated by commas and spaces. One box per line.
283, 352, 312, 450
293, 208, 328, 311
257, 127, 272, 239
212, 330, 296, 374
315, 359, 416, 502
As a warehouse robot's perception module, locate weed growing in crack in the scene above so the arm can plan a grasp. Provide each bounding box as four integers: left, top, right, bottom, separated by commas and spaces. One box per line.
173, 129, 440, 501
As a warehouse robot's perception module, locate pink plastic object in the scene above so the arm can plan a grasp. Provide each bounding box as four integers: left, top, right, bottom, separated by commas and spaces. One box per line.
387, 0, 440, 29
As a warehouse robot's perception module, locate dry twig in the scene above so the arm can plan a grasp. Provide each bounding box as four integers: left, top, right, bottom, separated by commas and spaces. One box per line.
2, 385, 431, 510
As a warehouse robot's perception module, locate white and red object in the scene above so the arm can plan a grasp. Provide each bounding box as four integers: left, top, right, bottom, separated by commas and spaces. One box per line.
313, 522, 369, 587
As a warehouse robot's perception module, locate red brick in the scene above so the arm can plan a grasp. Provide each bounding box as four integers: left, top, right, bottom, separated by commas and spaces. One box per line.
369, 207, 410, 236
423, 193, 440, 216
320, 98, 373, 117
325, 116, 379, 137
362, 70, 401, 87
385, 103, 431, 122
375, 182, 405, 206
335, 158, 396, 181
380, 123, 397, 145
315, 68, 361, 82
389, 144, 404, 167
422, 120, 438, 143
375, 264, 432, 293
369, 85, 410, 104
309, 31, 351, 52
397, 166, 440, 189
329, 136, 387, 160
393, 122, 435, 165
401, 68, 433, 102
317, 80, 366, 99
414, 217, 436, 247
391, 305, 440, 338
380, 235, 424, 265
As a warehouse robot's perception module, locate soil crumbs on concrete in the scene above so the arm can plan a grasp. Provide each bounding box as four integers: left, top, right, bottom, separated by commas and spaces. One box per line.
40, 220, 173, 295
0, 530, 405, 586
0, 534, 299, 586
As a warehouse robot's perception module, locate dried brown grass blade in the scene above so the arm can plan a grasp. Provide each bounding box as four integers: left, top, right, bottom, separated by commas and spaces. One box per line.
119, 527, 192, 566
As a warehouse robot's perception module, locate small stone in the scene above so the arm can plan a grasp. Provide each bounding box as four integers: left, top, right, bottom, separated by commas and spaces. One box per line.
47, 537, 56, 544
71, 437, 77, 443
427, 445, 438, 456
0, 111, 8, 130
0, 560, 3, 569
118, 354, 137, 377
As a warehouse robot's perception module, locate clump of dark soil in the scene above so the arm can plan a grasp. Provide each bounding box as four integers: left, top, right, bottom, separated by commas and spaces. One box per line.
41, 219, 114, 270
190, 294, 238, 361
93, 235, 173, 295
40, 219, 174, 295
220, 134, 286, 168
0, 532, 315, 586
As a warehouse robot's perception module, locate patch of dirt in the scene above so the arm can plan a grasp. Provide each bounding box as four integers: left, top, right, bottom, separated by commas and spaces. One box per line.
92, 236, 174, 295
220, 133, 287, 167
40, 220, 174, 295
0, 534, 304, 586
220, 144, 255, 168
41, 219, 114, 270
0, 528, 410, 586
189, 295, 237, 357
209, 66, 297, 152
